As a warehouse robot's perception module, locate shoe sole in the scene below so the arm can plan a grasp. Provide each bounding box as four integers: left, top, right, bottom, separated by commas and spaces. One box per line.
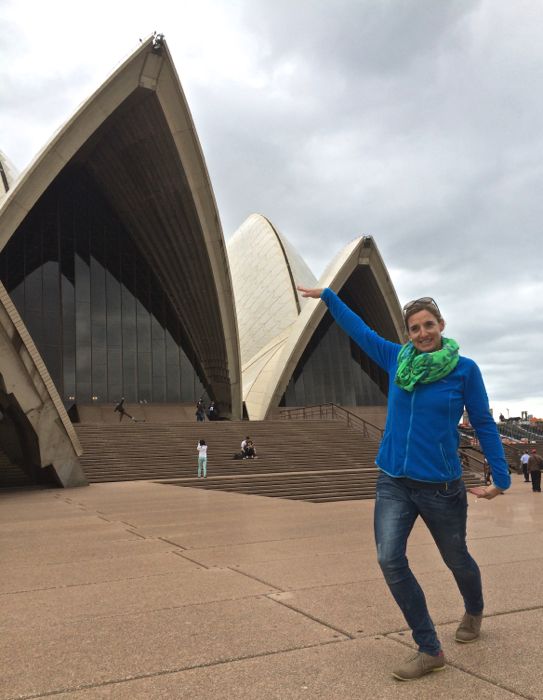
455, 635, 480, 644
392, 666, 445, 681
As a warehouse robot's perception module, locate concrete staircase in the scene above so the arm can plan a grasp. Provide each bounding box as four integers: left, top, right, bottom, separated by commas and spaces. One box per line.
75, 420, 483, 503
0, 447, 33, 488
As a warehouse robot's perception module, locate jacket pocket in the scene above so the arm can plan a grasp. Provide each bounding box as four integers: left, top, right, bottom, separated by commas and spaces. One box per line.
439, 443, 455, 477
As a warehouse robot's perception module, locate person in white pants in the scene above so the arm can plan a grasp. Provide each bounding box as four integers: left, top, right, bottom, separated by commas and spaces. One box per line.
197, 440, 207, 478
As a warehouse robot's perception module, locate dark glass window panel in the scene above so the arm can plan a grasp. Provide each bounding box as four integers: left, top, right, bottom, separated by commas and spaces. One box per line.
166, 366, 181, 401
121, 285, 137, 345
282, 313, 387, 408
43, 261, 60, 310
75, 301, 91, 347
195, 376, 205, 401
151, 316, 166, 376
105, 228, 120, 278
4, 229, 26, 291
43, 311, 61, 347
92, 322, 107, 346
24, 268, 42, 313
75, 254, 90, 302
63, 348, 76, 400
25, 312, 43, 350
122, 351, 137, 402
0, 165, 205, 405
136, 301, 151, 351
106, 271, 122, 347
90, 256, 106, 311
41, 214, 58, 264
92, 378, 107, 403
24, 228, 41, 278
10, 283, 25, 315
60, 233, 75, 285
165, 332, 180, 402
107, 347, 122, 401
92, 347, 107, 368
137, 351, 152, 402
152, 377, 166, 402
42, 346, 62, 394
180, 348, 195, 402
76, 382, 92, 404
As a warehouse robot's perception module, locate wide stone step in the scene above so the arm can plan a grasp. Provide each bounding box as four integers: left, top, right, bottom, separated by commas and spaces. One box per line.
74, 420, 483, 501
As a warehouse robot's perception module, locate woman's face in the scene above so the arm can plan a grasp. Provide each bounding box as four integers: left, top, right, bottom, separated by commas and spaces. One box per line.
406, 309, 444, 353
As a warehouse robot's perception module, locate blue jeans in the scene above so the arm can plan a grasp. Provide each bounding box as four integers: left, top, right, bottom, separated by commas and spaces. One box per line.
374, 472, 483, 655
198, 456, 207, 477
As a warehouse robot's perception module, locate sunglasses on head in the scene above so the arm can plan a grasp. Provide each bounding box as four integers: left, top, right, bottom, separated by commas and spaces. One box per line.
402, 297, 441, 317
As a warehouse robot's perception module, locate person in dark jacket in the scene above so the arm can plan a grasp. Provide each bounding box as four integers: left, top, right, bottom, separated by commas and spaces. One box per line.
527, 449, 542, 492
298, 286, 510, 681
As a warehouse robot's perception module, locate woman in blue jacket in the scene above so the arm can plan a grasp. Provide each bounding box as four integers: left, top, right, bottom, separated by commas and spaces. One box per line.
298, 286, 511, 681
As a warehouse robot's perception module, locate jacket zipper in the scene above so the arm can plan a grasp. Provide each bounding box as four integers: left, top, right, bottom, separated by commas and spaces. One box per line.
402, 391, 416, 475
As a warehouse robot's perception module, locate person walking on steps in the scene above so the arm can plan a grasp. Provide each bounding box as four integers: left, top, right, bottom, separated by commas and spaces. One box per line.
297, 285, 511, 682
197, 440, 208, 478
114, 398, 137, 422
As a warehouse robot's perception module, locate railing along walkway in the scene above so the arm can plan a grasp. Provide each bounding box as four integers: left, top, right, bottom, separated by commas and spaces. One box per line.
279, 403, 384, 441
281, 403, 487, 480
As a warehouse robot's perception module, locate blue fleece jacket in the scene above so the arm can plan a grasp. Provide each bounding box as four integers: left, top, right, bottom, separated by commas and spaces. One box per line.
321, 288, 511, 490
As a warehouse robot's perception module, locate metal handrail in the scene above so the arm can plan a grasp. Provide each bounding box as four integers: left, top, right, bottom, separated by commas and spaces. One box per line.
281, 403, 487, 478
279, 403, 384, 441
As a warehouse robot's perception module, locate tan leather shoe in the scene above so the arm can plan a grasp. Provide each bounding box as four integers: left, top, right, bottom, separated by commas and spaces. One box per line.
392, 651, 446, 681
455, 612, 482, 643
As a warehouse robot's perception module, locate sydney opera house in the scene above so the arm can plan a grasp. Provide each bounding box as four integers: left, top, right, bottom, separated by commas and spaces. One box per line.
0, 35, 404, 488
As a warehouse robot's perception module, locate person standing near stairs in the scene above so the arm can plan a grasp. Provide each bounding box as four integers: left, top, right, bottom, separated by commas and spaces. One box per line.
298, 285, 511, 681
527, 449, 542, 492
520, 450, 530, 482
197, 440, 207, 478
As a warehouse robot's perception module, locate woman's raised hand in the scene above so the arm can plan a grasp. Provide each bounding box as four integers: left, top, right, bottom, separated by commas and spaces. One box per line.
297, 285, 324, 299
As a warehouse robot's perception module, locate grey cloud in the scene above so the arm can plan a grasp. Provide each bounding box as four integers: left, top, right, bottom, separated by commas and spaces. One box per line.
1, 0, 542, 414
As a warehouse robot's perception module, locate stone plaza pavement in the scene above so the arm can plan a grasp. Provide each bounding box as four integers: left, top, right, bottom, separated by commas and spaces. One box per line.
2, 475, 543, 699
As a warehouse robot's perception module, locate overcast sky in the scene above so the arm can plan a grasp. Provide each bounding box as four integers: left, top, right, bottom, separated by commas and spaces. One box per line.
1, 0, 542, 419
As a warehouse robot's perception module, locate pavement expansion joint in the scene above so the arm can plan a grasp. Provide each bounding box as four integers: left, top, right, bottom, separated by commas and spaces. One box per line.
8, 639, 349, 700
266, 593, 355, 639
157, 536, 187, 549
125, 528, 146, 539
227, 564, 284, 592
170, 549, 212, 568
1, 570, 178, 597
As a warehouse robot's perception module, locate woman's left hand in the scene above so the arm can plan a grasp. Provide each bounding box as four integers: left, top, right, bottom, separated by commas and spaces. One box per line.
468, 485, 503, 500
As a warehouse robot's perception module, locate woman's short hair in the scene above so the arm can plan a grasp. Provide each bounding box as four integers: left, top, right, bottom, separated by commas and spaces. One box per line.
199, 439, 206, 446
403, 297, 443, 328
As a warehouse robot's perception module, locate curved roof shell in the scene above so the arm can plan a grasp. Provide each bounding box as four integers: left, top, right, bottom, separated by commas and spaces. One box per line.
228, 213, 316, 366
0, 37, 241, 417
0, 150, 18, 203
242, 235, 405, 419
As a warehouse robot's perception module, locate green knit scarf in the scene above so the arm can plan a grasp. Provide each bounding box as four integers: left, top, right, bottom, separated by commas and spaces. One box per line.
395, 337, 460, 392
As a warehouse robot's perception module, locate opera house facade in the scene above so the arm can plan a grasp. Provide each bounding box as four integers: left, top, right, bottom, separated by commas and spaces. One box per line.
0, 36, 404, 488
